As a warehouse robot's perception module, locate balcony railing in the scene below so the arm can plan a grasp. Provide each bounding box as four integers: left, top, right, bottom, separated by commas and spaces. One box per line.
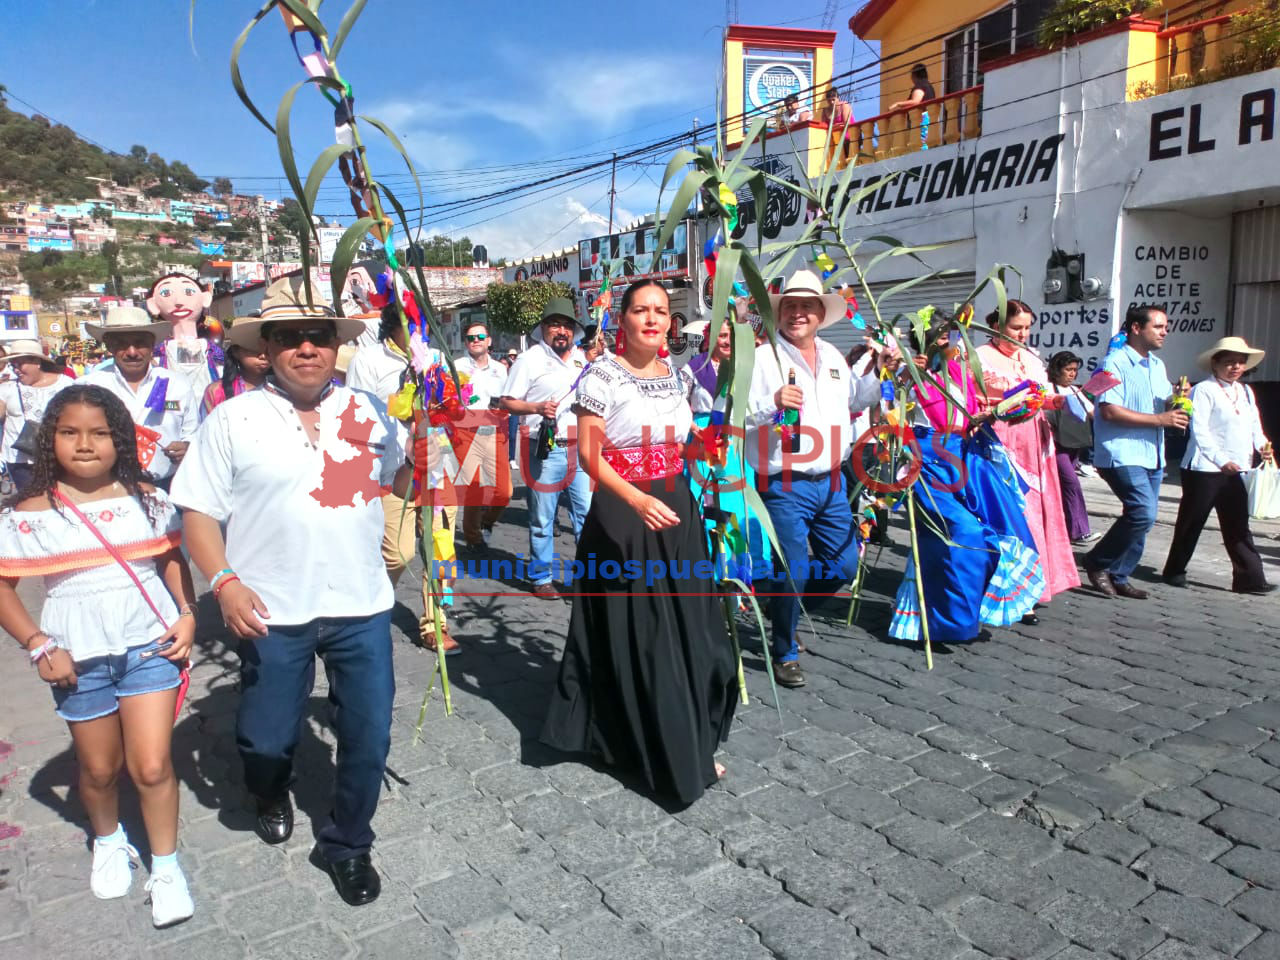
831, 85, 984, 169
1149, 10, 1269, 97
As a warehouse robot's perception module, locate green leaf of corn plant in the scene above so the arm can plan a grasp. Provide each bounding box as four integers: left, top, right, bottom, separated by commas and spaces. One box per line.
755, 169, 818, 203
302, 143, 356, 222
275, 74, 347, 300
709, 245, 742, 350
722, 115, 769, 184
328, 216, 378, 310
745, 170, 768, 256
377, 180, 461, 388
652, 149, 698, 226
738, 251, 776, 335
230, 1, 281, 134
832, 174, 896, 232
360, 114, 425, 233
723, 574, 781, 716
328, 0, 367, 61
876, 269, 968, 306
275, 74, 347, 225
650, 170, 709, 273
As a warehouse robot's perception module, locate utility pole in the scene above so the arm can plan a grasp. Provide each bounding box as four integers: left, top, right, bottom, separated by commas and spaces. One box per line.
607, 152, 617, 235
692, 118, 698, 149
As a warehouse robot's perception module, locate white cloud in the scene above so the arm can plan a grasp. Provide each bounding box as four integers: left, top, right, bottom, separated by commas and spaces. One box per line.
472, 51, 696, 138
368, 50, 696, 156
426, 191, 640, 262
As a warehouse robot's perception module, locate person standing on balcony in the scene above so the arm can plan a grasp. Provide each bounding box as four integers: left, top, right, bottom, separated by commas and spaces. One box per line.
889, 64, 937, 148
820, 88, 855, 168
1083, 306, 1188, 599
774, 93, 811, 132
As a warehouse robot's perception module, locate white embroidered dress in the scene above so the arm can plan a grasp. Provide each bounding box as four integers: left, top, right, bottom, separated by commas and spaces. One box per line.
0, 491, 181, 661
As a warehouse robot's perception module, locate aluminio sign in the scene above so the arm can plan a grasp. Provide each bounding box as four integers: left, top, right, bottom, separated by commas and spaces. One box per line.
744, 51, 813, 114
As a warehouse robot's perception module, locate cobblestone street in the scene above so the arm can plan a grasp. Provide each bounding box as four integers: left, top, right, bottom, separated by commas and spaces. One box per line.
2, 475, 1279, 960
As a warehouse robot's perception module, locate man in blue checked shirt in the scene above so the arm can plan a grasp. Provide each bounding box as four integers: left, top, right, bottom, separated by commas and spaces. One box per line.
1084, 305, 1189, 599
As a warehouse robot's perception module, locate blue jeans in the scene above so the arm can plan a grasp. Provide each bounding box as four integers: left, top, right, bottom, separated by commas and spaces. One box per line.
1086, 465, 1162, 584
237, 611, 394, 862
525, 440, 592, 586
759, 472, 859, 662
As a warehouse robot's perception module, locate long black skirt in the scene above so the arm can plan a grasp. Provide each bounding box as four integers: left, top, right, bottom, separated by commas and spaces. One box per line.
540, 474, 739, 808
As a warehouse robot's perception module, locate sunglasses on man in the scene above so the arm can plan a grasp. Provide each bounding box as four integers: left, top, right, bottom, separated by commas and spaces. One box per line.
464, 333, 488, 343
268, 326, 338, 349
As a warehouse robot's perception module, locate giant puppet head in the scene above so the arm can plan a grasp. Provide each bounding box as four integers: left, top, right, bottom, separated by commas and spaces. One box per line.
144, 271, 222, 390
146, 272, 213, 340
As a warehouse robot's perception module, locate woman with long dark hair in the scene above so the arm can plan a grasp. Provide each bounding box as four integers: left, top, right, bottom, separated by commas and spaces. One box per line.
889, 318, 1045, 644
541, 279, 737, 808
977, 300, 1081, 603
0, 384, 197, 927
1045, 351, 1097, 544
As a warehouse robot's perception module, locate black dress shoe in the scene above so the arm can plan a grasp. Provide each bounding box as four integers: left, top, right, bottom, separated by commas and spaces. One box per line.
1235, 583, 1277, 596
1085, 567, 1118, 598
1113, 581, 1149, 600
772, 661, 807, 688
1163, 573, 1187, 587
325, 852, 381, 906
1021, 613, 1040, 626
254, 795, 293, 845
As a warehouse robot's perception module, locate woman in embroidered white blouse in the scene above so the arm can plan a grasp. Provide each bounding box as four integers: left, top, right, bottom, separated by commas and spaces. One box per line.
1163, 337, 1274, 594
541, 280, 738, 808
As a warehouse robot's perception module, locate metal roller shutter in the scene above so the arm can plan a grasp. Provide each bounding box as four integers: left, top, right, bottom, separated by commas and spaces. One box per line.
822, 272, 978, 355
1230, 206, 1280, 381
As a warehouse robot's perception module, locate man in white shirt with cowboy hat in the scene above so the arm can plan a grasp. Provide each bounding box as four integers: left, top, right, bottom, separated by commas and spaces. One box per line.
83, 306, 199, 490
172, 278, 426, 907
500, 297, 592, 599
0, 338, 74, 490
746, 269, 882, 689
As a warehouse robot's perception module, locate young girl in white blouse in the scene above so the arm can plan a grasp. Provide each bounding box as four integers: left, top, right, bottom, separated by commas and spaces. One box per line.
0, 385, 197, 926
1163, 338, 1274, 594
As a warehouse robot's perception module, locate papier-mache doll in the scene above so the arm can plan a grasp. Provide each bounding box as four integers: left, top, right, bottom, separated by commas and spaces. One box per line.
146, 272, 225, 393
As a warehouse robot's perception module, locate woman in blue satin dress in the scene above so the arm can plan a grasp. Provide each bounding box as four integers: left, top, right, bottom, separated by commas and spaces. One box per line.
889, 329, 1045, 644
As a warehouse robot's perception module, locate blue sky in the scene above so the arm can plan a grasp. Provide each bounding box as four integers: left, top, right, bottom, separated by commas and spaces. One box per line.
2, 0, 874, 259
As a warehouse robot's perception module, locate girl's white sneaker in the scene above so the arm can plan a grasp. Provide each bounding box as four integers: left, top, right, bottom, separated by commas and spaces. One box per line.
145, 867, 194, 928
90, 834, 138, 899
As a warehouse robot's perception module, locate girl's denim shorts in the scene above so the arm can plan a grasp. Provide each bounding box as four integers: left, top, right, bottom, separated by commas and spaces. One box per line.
52, 641, 181, 722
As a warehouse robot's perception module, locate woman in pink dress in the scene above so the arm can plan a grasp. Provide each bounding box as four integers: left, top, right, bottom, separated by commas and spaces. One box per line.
977, 301, 1081, 604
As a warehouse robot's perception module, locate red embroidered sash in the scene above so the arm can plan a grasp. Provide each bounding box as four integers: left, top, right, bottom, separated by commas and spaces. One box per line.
603, 442, 683, 481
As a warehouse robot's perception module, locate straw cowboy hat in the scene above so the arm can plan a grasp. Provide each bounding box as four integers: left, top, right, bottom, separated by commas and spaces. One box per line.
1, 338, 50, 363
1196, 336, 1265, 372
769, 269, 847, 329
226, 276, 366, 350
531, 296, 585, 344
83, 305, 172, 341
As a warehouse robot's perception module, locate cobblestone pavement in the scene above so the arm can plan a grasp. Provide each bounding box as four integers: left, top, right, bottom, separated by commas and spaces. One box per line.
2, 474, 1279, 960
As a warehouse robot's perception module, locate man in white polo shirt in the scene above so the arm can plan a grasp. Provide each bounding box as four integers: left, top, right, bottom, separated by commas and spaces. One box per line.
452, 319, 511, 547
83, 306, 198, 489
500, 298, 592, 599
172, 281, 422, 908
746, 269, 882, 689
